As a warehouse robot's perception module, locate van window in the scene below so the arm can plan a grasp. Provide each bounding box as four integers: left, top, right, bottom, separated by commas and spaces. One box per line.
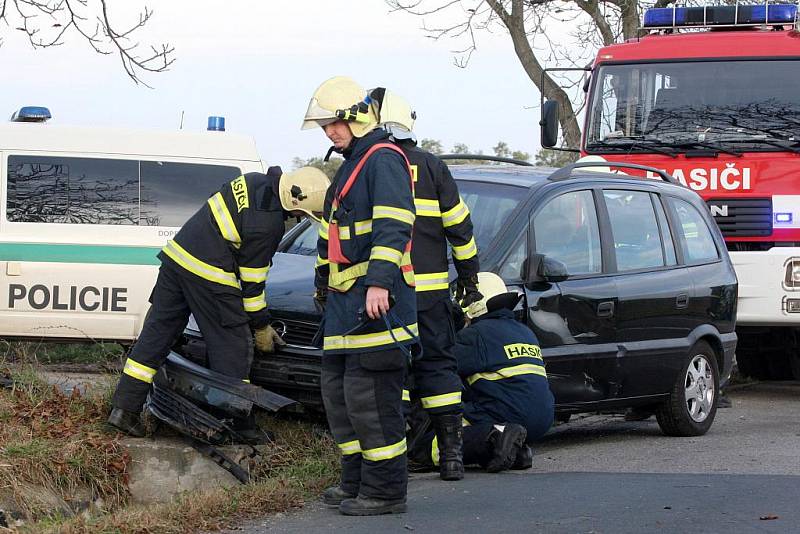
604, 190, 665, 271
7, 156, 138, 224
668, 197, 720, 263
140, 161, 240, 226
6, 156, 241, 227
533, 190, 602, 275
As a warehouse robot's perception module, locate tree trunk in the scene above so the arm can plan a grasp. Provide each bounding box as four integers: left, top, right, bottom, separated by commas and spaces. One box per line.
487, 0, 582, 148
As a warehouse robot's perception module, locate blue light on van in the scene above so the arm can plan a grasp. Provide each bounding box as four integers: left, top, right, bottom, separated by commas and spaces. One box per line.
10, 106, 52, 122
643, 5, 798, 28
208, 116, 226, 132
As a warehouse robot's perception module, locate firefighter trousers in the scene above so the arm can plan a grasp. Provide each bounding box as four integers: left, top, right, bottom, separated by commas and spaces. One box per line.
411, 298, 462, 415
321, 349, 408, 501
111, 264, 253, 414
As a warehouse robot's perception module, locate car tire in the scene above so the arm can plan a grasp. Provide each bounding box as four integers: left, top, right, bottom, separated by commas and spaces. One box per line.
656, 341, 719, 437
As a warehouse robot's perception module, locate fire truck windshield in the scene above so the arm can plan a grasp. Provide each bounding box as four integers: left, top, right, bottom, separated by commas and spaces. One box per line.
586, 59, 800, 153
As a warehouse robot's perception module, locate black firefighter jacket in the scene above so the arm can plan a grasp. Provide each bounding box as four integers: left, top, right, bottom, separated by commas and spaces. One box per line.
158, 169, 285, 329
397, 141, 479, 310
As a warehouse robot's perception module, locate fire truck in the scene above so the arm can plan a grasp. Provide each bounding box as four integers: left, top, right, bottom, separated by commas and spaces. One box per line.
540, 3, 800, 379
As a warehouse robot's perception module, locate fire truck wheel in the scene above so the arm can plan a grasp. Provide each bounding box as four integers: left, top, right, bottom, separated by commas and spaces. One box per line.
656, 341, 719, 437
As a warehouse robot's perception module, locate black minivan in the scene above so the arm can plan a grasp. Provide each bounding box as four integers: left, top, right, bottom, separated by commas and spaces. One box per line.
180, 161, 738, 437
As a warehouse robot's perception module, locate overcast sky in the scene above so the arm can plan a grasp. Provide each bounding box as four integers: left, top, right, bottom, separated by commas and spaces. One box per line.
0, 1, 567, 169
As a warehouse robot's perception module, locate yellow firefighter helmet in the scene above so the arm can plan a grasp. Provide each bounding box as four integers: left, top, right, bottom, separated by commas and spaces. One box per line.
301, 76, 378, 138
278, 166, 330, 222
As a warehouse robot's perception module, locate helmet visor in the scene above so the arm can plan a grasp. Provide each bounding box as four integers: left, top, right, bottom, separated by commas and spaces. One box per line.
301, 97, 338, 130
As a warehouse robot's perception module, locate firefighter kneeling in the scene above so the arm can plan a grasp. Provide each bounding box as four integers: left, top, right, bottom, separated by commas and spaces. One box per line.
408, 273, 555, 472
107, 166, 329, 440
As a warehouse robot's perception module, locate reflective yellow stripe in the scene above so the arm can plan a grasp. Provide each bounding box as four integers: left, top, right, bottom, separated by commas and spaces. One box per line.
402, 389, 411, 402
162, 240, 239, 288
123, 358, 157, 384
329, 261, 369, 287
243, 292, 267, 312
318, 221, 329, 240
316, 255, 329, 268
324, 323, 419, 351
431, 435, 440, 466
340, 219, 373, 240
242, 378, 250, 383
420, 391, 462, 409
338, 439, 362, 456
207, 192, 242, 247
239, 265, 269, 283
370, 246, 403, 266
414, 272, 449, 292
442, 198, 470, 228
414, 198, 441, 218
362, 438, 407, 462
452, 237, 477, 261
466, 363, 547, 385
373, 205, 415, 225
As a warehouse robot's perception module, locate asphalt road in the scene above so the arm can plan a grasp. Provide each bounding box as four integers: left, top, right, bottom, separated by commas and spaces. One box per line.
236, 382, 800, 534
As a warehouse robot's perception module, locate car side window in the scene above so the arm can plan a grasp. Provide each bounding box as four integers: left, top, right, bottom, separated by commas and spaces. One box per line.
498, 233, 526, 280
533, 190, 602, 275
668, 197, 719, 263
604, 190, 665, 271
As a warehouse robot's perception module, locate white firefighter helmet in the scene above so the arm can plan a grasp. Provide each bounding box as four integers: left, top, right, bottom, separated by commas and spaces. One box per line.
369, 87, 417, 141
278, 166, 330, 222
301, 76, 378, 138
465, 272, 522, 319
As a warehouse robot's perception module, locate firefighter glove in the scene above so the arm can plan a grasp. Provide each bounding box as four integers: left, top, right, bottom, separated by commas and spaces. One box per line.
456, 276, 483, 309
254, 325, 286, 353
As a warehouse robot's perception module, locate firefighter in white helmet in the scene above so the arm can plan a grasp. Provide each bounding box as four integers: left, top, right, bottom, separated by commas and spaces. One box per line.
108, 166, 329, 441
304, 76, 418, 516
369, 87, 482, 482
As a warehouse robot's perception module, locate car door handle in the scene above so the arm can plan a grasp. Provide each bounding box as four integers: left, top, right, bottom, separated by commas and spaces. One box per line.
597, 301, 614, 318
676, 294, 689, 309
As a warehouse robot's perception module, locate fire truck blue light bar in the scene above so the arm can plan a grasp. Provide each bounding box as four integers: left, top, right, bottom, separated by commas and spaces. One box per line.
644, 4, 798, 28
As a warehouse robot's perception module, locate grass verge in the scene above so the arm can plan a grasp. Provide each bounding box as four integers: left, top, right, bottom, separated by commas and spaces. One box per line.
0, 361, 338, 533
1, 340, 124, 367
0, 364, 129, 523
27, 416, 339, 534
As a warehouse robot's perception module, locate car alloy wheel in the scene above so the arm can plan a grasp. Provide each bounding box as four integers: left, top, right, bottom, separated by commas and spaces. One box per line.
684, 354, 715, 423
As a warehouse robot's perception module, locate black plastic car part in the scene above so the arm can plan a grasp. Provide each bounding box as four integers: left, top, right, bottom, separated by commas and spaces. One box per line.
161, 352, 296, 417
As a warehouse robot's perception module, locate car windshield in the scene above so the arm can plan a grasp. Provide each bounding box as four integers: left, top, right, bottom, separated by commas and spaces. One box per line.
586, 60, 800, 151
281, 178, 527, 257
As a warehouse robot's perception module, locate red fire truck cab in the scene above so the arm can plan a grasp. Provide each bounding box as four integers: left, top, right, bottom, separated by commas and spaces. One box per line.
541, 4, 800, 379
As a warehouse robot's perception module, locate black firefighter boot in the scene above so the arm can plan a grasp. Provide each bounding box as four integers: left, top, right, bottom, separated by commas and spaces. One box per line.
431, 413, 464, 481
106, 408, 146, 438
323, 453, 360, 506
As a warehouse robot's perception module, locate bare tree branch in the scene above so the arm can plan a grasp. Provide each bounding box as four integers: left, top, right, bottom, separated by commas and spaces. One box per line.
0, 0, 174, 86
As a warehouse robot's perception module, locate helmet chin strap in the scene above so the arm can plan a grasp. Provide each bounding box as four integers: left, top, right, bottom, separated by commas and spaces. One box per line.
324, 146, 338, 162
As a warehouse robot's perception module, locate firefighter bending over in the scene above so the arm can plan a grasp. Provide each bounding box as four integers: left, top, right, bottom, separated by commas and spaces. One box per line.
409, 273, 555, 472
107, 166, 329, 439
369, 88, 482, 481
304, 76, 417, 516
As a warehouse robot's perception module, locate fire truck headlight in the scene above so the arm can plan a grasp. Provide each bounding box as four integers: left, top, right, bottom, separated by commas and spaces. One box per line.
785, 260, 800, 288
775, 212, 793, 224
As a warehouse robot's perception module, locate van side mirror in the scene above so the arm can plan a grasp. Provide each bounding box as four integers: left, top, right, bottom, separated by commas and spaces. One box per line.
522, 253, 569, 287
540, 100, 560, 148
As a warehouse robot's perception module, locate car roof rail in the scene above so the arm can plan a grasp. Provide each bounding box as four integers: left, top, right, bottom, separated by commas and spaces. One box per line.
440, 154, 534, 167
548, 161, 678, 184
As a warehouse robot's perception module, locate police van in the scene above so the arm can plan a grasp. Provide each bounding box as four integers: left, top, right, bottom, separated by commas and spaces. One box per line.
0, 107, 263, 343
